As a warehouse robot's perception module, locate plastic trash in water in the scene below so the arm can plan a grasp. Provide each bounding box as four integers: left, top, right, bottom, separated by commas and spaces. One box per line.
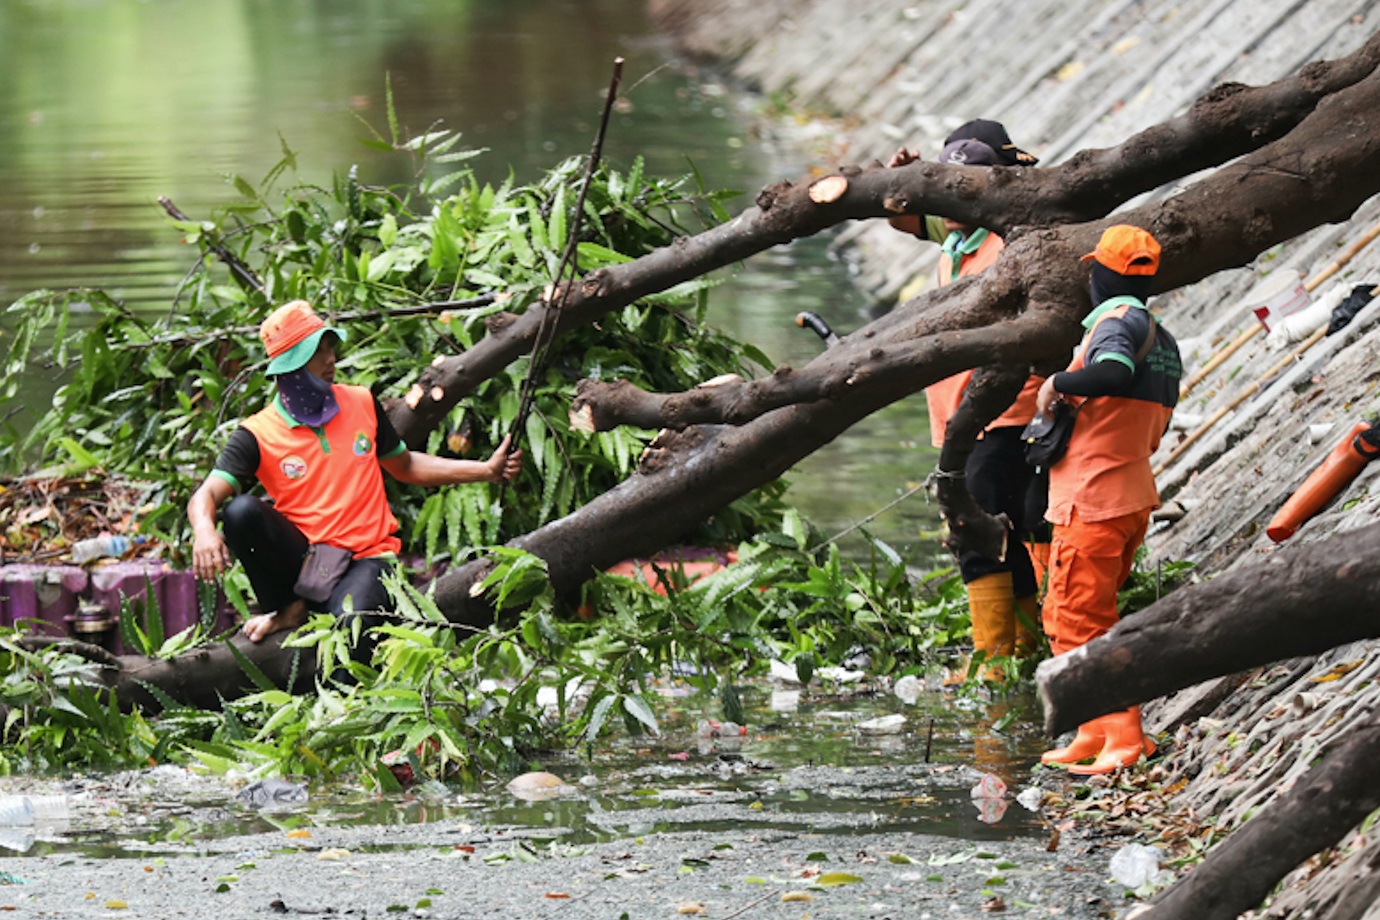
970, 773, 1009, 824
236, 779, 309, 811
893, 674, 922, 706
1016, 786, 1046, 811
856, 714, 907, 734
1109, 843, 1173, 890
0, 795, 69, 828
969, 773, 1008, 799
0, 795, 70, 853
768, 659, 801, 684
697, 719, 747, 738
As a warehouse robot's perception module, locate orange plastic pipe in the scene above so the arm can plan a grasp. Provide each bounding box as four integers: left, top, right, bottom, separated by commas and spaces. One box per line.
1266, 421, 1380, 542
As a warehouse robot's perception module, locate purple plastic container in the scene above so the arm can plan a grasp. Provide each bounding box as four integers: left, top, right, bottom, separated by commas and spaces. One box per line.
86, 560, 238, 654
0, 564, 89, 637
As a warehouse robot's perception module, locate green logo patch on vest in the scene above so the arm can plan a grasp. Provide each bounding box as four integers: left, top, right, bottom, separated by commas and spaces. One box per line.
353, 432, 373, 456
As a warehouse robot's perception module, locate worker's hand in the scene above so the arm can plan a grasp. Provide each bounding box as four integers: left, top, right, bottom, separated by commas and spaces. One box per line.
886, 146, 920, 168
192, 530, 232, 581
486, 435, 523, 484
1036, 376, 1061, 418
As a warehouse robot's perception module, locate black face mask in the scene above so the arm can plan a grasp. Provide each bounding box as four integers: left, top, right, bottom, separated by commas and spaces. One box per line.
1090, 261, 1153, 305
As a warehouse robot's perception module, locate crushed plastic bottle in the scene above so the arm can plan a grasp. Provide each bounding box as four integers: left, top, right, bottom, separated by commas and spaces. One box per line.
969, 773, 1008, 799
0, 795, 69, 828
697, 719, 747, 738
1109, 843, 1172, 889
70, 534, 146, 564
235, 779, 309, 811
893, 674, 922, 705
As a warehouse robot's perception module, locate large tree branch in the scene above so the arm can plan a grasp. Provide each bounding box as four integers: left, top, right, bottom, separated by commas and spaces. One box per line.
387, 34, 1380, 447
1036, 521, 1380, 736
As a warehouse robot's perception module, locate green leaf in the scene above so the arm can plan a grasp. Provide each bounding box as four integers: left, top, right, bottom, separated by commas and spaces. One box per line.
619, 694, 660, 736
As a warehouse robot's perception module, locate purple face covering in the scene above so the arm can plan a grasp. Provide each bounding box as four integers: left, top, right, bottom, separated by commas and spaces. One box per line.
276, 368, 339, 427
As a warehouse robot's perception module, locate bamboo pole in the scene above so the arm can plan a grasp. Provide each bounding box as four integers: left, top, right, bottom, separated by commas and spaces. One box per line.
1155, 326, 1327, 475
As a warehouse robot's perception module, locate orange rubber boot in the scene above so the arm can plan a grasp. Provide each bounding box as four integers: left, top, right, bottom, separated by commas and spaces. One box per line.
1068, 707, 1157, 775
1041, 716, 1108, 766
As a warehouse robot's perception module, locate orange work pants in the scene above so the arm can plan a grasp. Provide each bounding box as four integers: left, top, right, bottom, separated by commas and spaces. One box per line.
1042, 507, 1151, 656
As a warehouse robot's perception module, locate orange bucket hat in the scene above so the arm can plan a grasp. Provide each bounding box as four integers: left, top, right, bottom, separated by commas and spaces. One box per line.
260, 300, 347, 375
1081, 225, 1161, 276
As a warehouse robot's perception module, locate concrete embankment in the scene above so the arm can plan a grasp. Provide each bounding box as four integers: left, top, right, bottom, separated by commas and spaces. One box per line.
651, 1, 1380, 916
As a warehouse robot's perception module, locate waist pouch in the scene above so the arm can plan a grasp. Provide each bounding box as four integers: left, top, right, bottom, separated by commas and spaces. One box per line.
1022, 402, 1080, 471
294, 543, 354, 603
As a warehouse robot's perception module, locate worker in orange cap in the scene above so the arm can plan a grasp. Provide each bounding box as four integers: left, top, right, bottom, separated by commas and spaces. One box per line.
188, 300, 522, 651
1034, 225, 1182, 773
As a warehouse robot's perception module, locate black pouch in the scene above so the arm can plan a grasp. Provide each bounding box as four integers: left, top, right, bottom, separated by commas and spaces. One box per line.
1022, 402, 1080, 470
294, 543, 354, 603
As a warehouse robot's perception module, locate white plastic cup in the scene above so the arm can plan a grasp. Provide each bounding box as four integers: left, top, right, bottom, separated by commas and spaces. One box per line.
1242, 269, 1310, 332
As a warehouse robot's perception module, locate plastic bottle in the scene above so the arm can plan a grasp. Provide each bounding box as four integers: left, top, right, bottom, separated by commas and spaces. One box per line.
70, 534, 145, 564
0, 794, 69, 828
696, 719, 746, 738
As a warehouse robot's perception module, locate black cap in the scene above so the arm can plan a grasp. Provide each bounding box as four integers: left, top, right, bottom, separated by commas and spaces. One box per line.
943, 119, 1039, 166
940, 139, 1000, 167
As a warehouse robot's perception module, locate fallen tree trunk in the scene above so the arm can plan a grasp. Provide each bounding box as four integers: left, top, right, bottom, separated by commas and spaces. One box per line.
1036, 522, 1380, 735
20, 633, 316, 713
1137, 716, 1380, 920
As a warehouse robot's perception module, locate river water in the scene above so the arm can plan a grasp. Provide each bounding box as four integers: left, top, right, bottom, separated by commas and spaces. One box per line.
0, 0, 943, 561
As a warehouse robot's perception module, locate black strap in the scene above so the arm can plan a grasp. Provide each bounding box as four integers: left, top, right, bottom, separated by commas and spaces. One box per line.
1133, 313, 1158, 366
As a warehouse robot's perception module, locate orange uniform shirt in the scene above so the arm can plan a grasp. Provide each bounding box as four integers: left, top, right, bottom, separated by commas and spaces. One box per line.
1046, 301, 1179, 525
925, 230, 1043, 447
241, 384, 402, 558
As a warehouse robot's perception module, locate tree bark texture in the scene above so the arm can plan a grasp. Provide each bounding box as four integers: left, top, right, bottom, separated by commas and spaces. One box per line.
1137, 717, 1380, 920
1036, 522, 1380, 736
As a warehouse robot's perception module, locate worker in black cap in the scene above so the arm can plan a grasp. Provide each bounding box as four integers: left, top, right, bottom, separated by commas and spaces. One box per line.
886, 120, 1047, 682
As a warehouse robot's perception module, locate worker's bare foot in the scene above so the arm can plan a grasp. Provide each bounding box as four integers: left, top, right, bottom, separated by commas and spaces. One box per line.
242, 598, 308, 643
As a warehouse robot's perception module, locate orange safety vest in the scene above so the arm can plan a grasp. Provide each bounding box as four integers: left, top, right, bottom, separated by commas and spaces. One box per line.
242, 385, 402, 558
925, 231, 1042, 447
1045, 302, 1175, 525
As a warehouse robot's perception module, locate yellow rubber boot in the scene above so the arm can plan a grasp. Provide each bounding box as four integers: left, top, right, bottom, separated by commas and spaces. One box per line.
1041, 716, 1109, 766
967, 572, 1017, 681
1068, 707, 1157, 775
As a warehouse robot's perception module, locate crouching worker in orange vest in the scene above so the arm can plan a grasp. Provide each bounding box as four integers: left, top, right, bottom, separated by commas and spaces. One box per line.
188, 300, 522, 653
1034, 226, 1181, 774
889, 120, 1047, 678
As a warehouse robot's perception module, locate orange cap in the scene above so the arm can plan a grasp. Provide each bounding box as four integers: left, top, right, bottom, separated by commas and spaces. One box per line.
260, 301, 346, 375
1081, 225, 1161, 276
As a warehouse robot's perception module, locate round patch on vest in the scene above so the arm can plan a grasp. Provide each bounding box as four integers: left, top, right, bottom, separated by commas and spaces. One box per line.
280, 454, 308, 480
353, 432, 373, 456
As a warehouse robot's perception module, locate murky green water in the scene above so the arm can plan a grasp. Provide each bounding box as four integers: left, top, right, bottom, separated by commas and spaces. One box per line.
0, 0, 942, 556
3, 684, 1049, 859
